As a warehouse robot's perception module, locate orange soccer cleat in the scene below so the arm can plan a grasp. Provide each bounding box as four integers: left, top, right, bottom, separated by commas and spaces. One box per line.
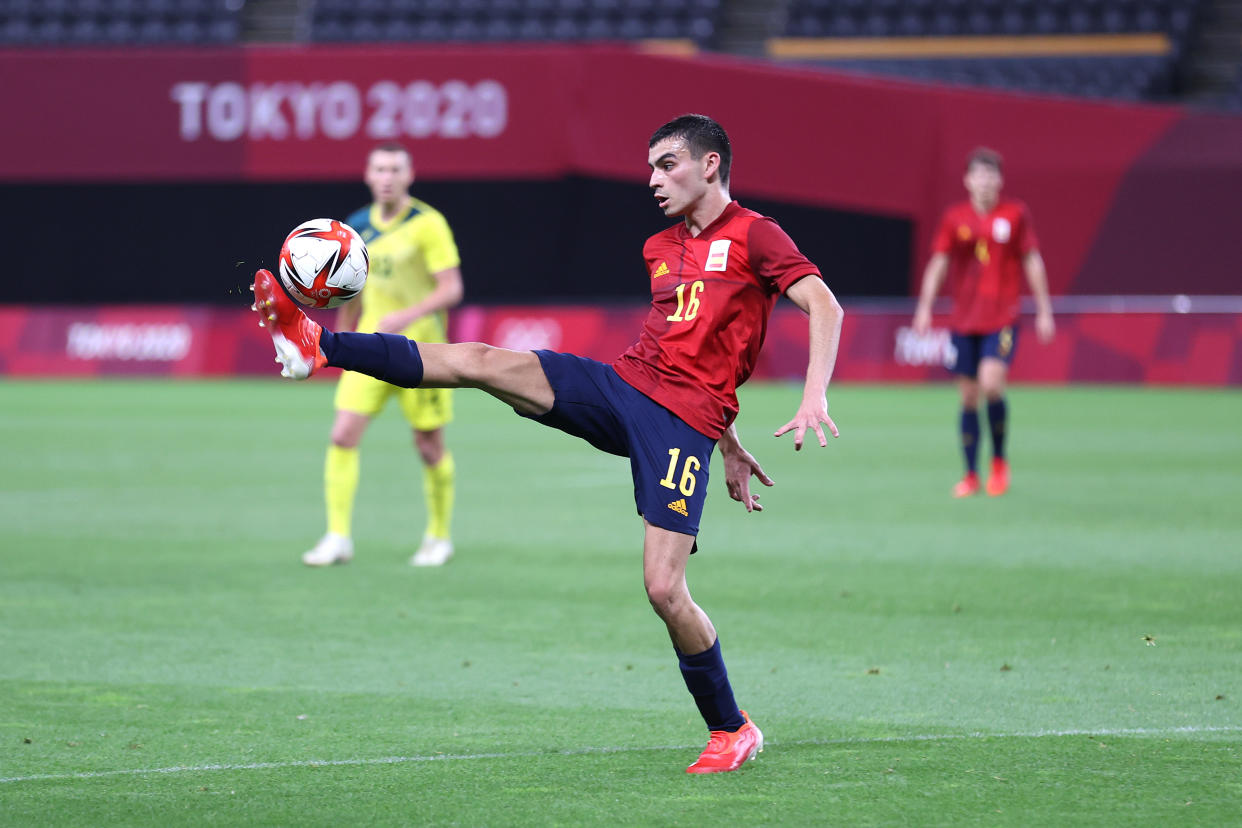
952, 471, 981, 498
686, 711, 764, 774
986, 458, 1010, 497
252, 269, 327, 379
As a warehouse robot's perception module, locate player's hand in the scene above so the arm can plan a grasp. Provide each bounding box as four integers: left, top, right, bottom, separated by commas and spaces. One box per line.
1035, 311, 1056, 344
775, 396, 840, 451
376, 311, 413, 334
722, 444, 774, 513
912, 307, 932, 336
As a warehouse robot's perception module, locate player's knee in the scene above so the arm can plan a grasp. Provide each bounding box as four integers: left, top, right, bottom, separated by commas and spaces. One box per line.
443, 341, 500, 386
644, 578, 685, 619
476, 342, 524, 386
958, 376, 979, 407
330, 425, 364, 448
414, 434, 443, 465
980, 375, 1006, 400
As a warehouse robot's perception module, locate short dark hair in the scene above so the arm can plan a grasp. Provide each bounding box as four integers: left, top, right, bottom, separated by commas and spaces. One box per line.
649, 114, 732, 186
966, 146, 1003, 173
370, 142, 412, 162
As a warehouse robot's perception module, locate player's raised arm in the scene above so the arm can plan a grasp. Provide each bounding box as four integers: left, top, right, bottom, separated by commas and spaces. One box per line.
775, 275, 843, 450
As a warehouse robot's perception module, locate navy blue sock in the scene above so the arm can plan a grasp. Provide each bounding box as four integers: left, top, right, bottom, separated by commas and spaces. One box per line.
320, 331, 424, 388
960, 408, 980, 474
987, 397, 1008, 460
677, 639, 745, 732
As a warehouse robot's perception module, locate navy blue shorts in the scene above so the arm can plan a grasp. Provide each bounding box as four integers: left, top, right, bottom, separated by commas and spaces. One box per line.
948, 326, 1019, 378
518, 351, 717, 537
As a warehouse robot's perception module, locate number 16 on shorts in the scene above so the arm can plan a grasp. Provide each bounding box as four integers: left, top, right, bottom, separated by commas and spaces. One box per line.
660, 447, 701, 496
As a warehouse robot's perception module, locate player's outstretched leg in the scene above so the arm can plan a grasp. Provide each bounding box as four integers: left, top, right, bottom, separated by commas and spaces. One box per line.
252, 269, 427, 387
253, 269, 554, 415
252, 269, 327, 379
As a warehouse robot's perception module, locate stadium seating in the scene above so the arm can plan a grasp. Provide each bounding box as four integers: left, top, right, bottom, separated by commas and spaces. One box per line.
801, 54, 1176, 101
309, 0, 721, 44
777, 0, 1201, 102
0, 0, 241, 46
1227, 64, 1242, 110
0, 0, 1214, 106
784, 0, 1199, 44
0, 0, 720, 47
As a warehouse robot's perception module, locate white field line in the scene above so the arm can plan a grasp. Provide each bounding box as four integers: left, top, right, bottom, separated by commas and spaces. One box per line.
2, 724, 1239, 785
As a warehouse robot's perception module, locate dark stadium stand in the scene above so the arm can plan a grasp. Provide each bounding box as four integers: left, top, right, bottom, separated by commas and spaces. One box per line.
1228, 63, 1242, 109
775, 0, 1202, 101
309, 0, 721, 44
0, 0, 242, 45
792, 54, 1176, 101
784, 0, 1198, 42
0, 0, 1228, 106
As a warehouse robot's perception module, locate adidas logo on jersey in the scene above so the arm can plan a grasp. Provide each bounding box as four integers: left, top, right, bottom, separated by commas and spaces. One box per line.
667, 498, 688, 516
651, 261, 670, 279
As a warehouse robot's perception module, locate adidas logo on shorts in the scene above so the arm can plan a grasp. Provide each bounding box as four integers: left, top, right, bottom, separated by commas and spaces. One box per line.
667, 498, 688, 516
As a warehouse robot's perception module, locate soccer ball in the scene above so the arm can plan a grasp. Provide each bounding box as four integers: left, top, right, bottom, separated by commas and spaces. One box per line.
277, 218, 369, 309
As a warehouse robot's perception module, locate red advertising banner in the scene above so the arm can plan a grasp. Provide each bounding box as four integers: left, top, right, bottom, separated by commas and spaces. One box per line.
5, 45, 1242, 296
2, 303, 1239, 385
0, 305, 275, 377
832, 309, 1242, 386
0, 46, 574, 183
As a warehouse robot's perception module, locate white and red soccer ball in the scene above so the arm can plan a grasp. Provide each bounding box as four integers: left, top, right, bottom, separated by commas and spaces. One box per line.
277, 218, 369, 309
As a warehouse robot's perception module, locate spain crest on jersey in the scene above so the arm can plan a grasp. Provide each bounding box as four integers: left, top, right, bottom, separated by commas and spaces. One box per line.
992, 217, 1012, 243
705, 239, 731, 272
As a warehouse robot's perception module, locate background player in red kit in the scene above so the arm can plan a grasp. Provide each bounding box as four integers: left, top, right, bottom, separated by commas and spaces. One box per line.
252, 114, 844, 774
912, 147, 1055, 498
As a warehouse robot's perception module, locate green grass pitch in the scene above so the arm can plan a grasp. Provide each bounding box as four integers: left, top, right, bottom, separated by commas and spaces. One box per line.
2, 379, 1240, 825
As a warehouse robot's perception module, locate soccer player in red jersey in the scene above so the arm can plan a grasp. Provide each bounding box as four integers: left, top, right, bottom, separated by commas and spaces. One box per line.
912, 148, 1055, 497
253, 114, 844, 773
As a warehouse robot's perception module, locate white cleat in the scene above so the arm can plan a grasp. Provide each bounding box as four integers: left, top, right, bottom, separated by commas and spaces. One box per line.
302, 533, 354, 567
410, 536, 454, 567
271, 333, 319, 380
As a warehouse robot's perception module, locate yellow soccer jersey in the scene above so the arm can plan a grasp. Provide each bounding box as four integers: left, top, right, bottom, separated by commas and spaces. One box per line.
346, 198, 460, 343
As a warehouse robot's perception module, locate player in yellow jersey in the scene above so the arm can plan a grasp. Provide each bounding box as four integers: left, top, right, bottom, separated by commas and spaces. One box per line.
302, 143, 464, 568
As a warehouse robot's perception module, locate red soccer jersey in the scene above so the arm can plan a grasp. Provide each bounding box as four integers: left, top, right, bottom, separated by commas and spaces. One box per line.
931, 198, 1039, 333
613, 201, 821, 438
